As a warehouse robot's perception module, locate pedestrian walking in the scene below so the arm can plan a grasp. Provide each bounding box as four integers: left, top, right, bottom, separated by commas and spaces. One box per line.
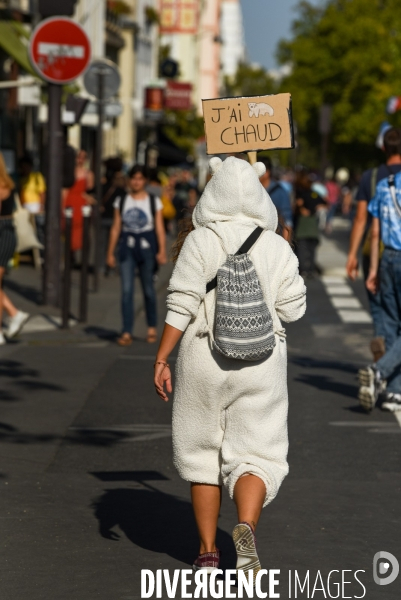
0, 153, 29, 345
153, 157, 306, 577
359, 171, 401, 412
294, 170, 326, 278
63, 149, 95, 263
19, 155, 46, 248
346, 127, 401, 361
107, 165, 167, 346
101, 157, 126, 274
259, 157, 293, 240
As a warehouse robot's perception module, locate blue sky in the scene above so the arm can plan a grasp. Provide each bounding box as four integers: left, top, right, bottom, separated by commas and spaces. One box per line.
240, 0, 322, 71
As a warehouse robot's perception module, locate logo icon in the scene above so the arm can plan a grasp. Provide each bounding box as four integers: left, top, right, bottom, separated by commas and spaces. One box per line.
373, 552, 399, 586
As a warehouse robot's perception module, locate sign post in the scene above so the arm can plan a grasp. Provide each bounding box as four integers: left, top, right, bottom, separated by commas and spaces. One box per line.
202, 93, 294, 165
84, 59, 121, 291
29, 17, 91, 306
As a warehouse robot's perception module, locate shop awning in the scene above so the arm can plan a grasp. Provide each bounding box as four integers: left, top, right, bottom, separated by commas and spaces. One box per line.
0, 21, 36, 76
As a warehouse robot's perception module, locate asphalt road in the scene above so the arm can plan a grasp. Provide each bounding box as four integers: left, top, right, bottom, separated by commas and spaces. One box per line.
0, 256, 400, 599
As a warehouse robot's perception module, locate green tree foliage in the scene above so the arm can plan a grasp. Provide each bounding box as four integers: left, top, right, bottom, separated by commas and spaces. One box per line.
224, 62, 275, 97
162, 109, 205, 156
277, 0, 401, 167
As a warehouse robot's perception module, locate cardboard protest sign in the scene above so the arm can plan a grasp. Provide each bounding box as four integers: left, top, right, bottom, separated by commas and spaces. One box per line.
202, 93, 294, 155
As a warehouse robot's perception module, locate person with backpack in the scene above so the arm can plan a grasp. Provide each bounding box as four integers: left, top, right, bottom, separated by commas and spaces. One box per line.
259, 156, 293, 240
358, 172, 401, 413
346, 127, 401, 361
107, 165, 167, 346
153, 157, 306, 577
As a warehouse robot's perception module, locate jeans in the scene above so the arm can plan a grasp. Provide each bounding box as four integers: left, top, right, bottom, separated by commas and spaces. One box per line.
375, 249, 401, 393
120, 246, 157, 334
362, 255, 385, 338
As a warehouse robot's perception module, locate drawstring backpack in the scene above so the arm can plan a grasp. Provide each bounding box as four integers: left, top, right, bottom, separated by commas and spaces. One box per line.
204, 226, 276, 361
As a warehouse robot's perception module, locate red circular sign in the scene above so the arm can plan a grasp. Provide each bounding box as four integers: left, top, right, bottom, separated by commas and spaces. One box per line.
29, 17, 91, 84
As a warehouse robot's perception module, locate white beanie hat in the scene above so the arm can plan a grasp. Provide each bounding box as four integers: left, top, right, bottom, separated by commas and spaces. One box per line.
193, 156, 278, 232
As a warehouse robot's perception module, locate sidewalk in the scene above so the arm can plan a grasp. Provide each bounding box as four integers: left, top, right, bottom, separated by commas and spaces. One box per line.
2, 258, 174, 348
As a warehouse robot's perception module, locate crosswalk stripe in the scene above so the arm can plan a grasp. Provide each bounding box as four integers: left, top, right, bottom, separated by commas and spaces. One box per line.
322, 276, 372, 324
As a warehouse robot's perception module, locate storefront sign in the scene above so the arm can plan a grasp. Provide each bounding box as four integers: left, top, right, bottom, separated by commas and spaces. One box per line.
164, 81, 192, 110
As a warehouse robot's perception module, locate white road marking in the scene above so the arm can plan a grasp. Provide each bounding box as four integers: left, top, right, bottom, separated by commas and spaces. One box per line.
330, 421, 400, 433
337, 310, 372, 323
325, 285, 353, 295
331, 297, 362, 309
322, 276, 372, 324
330, 421, 393, 427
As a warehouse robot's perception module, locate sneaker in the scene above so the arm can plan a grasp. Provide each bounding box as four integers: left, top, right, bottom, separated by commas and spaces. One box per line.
358, 365, 385, 412
382, 393, 401, 412
6, 311, 29, 339
0, 331, 6, 345
232, 522, 261, 580
193, 549, 221, 574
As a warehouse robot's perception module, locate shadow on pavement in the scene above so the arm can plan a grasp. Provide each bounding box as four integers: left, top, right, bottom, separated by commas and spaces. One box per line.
84, 326, 118, 340
4, 278, 42, 305
291, 356, 360, 374
294, 374, 358, 398
91, 472, 235, 568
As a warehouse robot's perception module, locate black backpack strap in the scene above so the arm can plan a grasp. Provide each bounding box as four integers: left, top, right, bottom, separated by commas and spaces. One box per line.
235, 226, 264, 255
206, 226, 264, 293
150, 194, 156, 218
119, 194, 127, 214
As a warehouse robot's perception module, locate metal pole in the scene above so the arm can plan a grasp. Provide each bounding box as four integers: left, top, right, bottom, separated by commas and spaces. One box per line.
80, 205, 92, 323
43, 83, 63, 307
93, 70, 104, 292
62, 208, 73, 329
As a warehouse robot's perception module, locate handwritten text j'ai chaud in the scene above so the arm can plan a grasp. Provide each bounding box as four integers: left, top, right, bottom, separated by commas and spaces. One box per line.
202, 93, 294, 155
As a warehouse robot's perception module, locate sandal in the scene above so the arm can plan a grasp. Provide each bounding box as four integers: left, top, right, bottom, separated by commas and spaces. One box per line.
117, 333, 133, 346
146, 333, 158, 344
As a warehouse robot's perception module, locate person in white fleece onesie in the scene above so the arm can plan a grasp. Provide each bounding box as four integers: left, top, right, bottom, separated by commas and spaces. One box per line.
154, 156, 306, 576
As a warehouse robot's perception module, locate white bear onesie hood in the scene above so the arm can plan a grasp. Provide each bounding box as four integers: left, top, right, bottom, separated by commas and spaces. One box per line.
166, 157, 306, 506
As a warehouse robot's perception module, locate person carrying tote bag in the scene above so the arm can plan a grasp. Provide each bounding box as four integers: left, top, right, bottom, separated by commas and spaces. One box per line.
13, 192, 43, 254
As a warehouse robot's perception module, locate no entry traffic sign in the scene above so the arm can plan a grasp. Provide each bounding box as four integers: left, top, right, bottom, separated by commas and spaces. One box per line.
29, 17, 91, 84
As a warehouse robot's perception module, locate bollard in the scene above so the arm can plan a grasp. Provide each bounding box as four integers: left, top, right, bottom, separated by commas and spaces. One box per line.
62, 207, 73, 329
79, 205, 92, 323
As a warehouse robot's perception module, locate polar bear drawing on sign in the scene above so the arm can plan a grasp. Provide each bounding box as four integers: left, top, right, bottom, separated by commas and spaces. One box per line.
248, 102, 275, 118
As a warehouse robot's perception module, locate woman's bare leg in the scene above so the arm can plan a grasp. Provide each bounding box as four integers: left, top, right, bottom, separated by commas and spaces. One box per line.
191, 483, 222, 554
2, 292, 18, 318
233, 475, 266, 531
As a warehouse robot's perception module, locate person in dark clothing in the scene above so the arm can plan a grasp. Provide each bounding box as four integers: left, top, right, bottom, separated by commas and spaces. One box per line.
294, 170, 326, 278
101, 157, 126, 273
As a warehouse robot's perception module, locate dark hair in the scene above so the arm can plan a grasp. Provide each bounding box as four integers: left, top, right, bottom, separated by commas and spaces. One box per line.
383, 128, 401, 158
128, 164, 148, 179
295, 169, 311, 191
104, 156, 123, 173
148, 167, 161, 183
259, 157, 272, 173
19, 155, 33, 167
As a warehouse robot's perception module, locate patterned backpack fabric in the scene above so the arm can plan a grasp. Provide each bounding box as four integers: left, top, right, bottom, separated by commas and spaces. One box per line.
206, 227, 276, 361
